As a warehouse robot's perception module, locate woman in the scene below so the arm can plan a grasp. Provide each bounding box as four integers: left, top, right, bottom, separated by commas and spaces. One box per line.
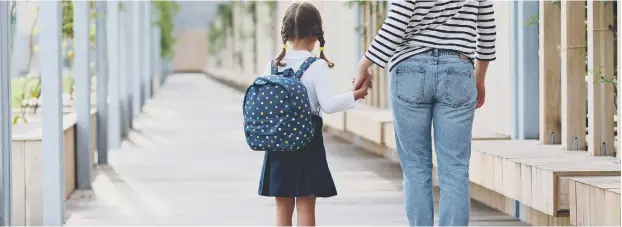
354, 1, 496, 226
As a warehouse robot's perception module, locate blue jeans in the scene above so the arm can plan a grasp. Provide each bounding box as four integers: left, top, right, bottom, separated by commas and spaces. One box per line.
390, 49, 476, 226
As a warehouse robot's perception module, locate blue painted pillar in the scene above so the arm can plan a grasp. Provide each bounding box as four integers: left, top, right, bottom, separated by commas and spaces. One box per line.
106, 1, 121, 149
514, 1, 540, 140
131, 1, 142, 120
74, 0, 93, 189
143, 2, 152, 101
39, 1, 64, 224
0, 2, 13, 225
512, 0, 540, 220
95, 1, 110, 163
119, 3, 132, 136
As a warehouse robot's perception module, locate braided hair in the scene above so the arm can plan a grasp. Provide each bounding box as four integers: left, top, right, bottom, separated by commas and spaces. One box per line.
274, 2, 334, 68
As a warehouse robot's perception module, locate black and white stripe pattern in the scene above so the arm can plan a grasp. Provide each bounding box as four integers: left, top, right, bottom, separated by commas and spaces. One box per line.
365, 0, 496, 71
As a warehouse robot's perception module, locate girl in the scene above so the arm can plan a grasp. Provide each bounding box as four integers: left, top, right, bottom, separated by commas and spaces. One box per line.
258, 2, 371, 226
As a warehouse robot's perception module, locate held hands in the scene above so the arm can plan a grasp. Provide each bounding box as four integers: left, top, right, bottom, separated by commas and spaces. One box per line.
353, 68, 373, 101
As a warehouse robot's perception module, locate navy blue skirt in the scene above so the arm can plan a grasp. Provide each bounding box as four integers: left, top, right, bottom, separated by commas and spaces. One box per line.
258, 115, 337, 198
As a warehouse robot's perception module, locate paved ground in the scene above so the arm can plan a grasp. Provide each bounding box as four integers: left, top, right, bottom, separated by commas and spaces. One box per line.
64, 74, 527, 226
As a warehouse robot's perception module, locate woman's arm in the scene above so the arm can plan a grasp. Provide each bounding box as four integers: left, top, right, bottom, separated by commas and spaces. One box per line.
474, 0, 496, 108
363, 0, 416, 68
356, 0, 416, 88
475, 0, 496, 63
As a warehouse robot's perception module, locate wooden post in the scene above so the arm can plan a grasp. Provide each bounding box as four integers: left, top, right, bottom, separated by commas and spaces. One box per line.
560, 1, 587, 151
539, 1, 562, 145
364, 2, 372, 106
587, 1, 615, 156
618, 1, 622, 160
371, 1, 380, 107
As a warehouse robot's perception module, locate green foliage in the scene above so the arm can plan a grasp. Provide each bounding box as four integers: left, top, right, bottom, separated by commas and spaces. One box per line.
153, 1, 180, 60
588, 67, 617, 86
61, 0, 73, 39
208, 23, 223, 55
551, 0, 561, 7
208, 2, 233, 55
526, 13, 539, 27
264, 1, 277, 10
344, 0, 368, 9
217, 3, 233, 29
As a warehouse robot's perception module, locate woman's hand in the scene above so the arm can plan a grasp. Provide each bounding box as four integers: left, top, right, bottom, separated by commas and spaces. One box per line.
476, 82, 485, 109
354, 57, 374, 89
474, 60, 489, 109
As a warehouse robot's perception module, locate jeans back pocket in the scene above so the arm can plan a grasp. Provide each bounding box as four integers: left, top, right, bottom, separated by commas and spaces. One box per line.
442, 66, 476, 107
394, 67, 426, 103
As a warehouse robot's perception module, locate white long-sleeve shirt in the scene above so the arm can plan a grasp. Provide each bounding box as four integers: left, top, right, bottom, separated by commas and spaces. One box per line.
263, 50, 355, 116
365, 0, 497, 71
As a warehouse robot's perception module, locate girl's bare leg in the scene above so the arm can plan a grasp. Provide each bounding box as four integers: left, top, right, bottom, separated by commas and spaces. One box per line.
296, 195, 317, 226
276, 197, 295, 226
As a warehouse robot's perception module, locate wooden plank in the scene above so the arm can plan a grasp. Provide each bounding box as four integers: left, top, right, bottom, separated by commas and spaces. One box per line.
323, 112, 345, 132
618, 0, 622, 161
560, 0, 587, 151
24, 141, 42, 225
493, 154, 503, 193
11, 141, 25, 226
569, 179, 577, 225
382, 122, 396, 149
586, 1, 615, 156
345, 107, 392, 144
568, 176, 621, 225
521, 163, 533, 207
538, 0, 562, 145
604, 189, 621, 225
570, 176, 620, 189
63, 126, 76, 199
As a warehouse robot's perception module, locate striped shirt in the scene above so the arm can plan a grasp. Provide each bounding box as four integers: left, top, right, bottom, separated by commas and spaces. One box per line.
364, 0, 497, 71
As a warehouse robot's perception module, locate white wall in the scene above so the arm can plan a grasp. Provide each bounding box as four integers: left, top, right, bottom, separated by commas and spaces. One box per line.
473, 1, 514, 136
320, 1, 360, 93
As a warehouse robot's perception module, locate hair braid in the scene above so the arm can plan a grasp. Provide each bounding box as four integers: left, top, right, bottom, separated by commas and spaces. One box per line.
274, 24, 289, 67
274, 3, 299, 67
317, 30, 334, 68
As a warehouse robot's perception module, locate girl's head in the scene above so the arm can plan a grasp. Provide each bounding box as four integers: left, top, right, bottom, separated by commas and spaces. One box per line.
274, 2, 334, 68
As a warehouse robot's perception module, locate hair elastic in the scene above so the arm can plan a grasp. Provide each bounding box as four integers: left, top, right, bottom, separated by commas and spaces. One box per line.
319, 47, 325, 51
282, 44, 287, 49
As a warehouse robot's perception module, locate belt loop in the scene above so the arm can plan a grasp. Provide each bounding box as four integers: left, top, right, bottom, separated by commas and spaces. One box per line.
432, 49, 438, 57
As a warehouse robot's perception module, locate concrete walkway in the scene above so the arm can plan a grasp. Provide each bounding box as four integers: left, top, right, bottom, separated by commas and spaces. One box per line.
64, 74, 526, 226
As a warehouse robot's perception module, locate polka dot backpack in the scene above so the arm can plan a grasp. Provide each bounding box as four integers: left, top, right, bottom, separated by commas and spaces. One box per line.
242, 57, 319, 152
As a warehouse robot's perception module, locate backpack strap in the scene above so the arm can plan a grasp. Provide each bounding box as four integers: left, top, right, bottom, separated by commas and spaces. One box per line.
270, 60, 279, 74
294, 57, 319, 79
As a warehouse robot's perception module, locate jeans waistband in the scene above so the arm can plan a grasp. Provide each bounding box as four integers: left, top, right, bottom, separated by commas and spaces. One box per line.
420, 49, 461, 57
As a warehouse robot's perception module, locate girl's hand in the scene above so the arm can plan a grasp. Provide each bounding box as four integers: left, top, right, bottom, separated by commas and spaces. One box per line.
354, 68, 372, 90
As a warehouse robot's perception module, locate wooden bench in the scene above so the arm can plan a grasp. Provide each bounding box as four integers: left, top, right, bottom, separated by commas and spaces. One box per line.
344, 106, 393, 145
470, 140, 621, 217
323, 112, 345, 131
568, 176, 621, 226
